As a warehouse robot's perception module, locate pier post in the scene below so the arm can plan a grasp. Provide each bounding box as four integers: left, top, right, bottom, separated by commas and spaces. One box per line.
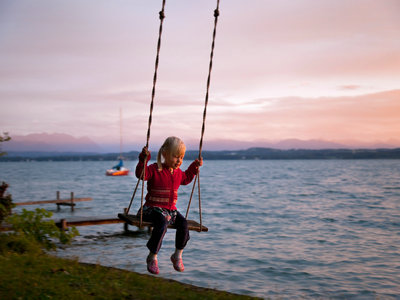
70, 192, 74, 211
61, 219, 67, 231
56, 191, 60, 210
123, 208, 128, 231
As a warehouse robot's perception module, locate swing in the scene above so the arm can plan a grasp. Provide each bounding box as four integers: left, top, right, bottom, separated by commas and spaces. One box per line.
118, 0, 220, 232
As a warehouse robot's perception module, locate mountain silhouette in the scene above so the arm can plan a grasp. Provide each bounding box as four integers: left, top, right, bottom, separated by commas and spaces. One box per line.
3, 133, 103, 152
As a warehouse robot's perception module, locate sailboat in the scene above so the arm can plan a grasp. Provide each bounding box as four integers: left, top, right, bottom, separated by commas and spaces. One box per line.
106, 108, 130, 176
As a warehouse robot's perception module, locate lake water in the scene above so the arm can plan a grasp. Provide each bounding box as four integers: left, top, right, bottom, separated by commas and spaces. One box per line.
1, 159, 400, 299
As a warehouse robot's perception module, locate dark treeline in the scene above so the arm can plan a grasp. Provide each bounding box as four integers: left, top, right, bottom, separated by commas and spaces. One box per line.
0, 151, 140, 162
1, 148, 400, 161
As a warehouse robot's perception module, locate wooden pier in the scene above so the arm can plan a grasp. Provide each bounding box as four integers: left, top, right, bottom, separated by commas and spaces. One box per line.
15, 191, 92, 211
10, 195, 208, 232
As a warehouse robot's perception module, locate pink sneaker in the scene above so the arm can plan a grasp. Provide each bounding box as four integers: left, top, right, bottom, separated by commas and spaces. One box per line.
170, 255, 184, 272
146, 257, 159, 275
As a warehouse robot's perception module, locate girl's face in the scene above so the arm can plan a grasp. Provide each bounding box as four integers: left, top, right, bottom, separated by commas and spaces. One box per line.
164, 151, 184, 170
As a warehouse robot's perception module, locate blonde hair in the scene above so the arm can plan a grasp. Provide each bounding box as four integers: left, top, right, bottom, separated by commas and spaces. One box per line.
157, 136, 186, 171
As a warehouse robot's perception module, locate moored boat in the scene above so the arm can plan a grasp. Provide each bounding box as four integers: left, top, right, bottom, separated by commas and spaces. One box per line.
105, 167, 129, 176
105, 108, 130, 176
106, 158, 129, 176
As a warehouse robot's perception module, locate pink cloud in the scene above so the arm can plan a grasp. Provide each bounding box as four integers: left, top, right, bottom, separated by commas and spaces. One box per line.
203, 90, 400, 143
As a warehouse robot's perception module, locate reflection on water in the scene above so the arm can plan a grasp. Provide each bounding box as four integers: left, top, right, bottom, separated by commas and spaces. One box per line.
1, 159, 400, 299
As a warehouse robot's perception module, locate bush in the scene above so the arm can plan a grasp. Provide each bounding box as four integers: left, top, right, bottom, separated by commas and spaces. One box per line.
0, 233, 43, 255
0, 182, 14, 222
5, 208, 79, 251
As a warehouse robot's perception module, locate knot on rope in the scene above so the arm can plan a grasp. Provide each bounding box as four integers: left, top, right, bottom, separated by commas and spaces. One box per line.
159, 11, 165, 19
214, 9, 219, 17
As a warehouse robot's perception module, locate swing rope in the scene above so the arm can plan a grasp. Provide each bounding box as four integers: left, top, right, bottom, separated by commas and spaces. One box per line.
126, 0, 166, 228
185, 0, 220, 232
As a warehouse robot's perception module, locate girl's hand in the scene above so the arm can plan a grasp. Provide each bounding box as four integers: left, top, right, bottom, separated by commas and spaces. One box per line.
141, 146, 150, 157
196, 157, 203, 167
139, 146, 150, 162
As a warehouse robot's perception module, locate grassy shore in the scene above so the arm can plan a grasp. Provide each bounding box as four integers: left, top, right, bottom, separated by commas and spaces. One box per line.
0, 252, 260, 299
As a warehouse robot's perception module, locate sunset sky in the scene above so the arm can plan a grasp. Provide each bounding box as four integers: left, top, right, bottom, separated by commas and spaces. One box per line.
1, 0, 399, 151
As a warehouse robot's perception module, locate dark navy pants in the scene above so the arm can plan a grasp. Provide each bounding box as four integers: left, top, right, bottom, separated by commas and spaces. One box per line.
145, 210, 190, 254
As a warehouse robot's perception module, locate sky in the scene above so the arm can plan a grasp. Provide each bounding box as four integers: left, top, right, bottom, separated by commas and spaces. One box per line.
1, 0, 400, 151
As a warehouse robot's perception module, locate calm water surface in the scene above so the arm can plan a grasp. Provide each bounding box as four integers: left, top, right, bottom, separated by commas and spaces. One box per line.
1, 160, 400, 299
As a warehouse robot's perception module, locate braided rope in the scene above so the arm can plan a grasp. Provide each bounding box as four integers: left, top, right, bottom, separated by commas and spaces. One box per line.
199, 1, 220, 158
185, 1, 220, 229
146, 2, 166, 149
126, 1, 166, 226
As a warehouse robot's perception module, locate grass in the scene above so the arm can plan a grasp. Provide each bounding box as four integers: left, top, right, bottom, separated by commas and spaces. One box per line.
0, 252, 260, 300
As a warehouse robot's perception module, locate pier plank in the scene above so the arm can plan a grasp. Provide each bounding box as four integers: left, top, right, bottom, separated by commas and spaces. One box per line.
16, 197, 92, 206
55, 215, 125, 230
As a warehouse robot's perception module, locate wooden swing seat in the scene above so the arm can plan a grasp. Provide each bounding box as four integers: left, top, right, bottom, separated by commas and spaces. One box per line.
118, 213, 208, 232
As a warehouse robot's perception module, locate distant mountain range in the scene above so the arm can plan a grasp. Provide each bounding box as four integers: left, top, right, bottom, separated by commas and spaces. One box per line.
2, 133, 103, 153
204, 139, 348, 150
188, 138, 400, 151
2, 133, 400, 154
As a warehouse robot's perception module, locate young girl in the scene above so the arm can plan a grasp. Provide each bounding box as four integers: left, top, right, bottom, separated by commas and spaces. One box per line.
136, 136, 203, 275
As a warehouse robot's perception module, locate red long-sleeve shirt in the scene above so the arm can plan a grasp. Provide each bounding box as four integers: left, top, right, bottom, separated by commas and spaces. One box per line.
135, 152, 199, 210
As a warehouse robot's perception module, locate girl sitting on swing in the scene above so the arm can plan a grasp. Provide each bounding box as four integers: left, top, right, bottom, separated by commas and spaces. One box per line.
136, 136, 203, 274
